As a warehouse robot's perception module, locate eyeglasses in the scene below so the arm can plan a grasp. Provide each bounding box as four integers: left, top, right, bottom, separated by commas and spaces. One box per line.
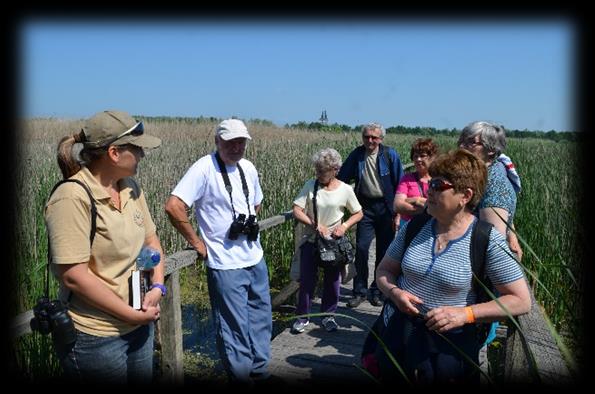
362, 134, 382, 141
412, 153, 429, 160
459, 137, 483, 147
429, 178, 454, 192
315, 166, 337, 175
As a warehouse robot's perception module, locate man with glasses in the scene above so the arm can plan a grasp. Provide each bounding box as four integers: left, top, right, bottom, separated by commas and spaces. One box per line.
338, 123, 404, 308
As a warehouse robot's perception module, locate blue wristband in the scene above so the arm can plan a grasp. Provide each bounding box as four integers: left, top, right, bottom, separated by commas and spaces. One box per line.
150, 283, 167, 297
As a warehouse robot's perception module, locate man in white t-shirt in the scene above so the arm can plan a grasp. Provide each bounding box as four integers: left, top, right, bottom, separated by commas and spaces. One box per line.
165, 119, 272, 385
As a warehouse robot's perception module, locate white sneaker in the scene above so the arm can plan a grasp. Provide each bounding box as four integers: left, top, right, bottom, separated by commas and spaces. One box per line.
292, 319, 309, 333
322, 316, 338, 332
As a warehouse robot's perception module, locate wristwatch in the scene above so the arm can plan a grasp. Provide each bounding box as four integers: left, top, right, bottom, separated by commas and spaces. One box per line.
150, 283, 167, 297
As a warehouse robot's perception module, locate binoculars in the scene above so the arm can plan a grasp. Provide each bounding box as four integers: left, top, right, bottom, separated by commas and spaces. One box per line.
30, 297, 76, 347
228, 214, 259, 241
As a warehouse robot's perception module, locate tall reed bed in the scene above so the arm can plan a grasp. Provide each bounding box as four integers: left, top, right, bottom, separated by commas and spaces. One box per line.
13, 118, 583, 378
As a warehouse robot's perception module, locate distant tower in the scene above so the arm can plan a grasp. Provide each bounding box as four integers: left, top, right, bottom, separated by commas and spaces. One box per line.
319, 110, 328, 125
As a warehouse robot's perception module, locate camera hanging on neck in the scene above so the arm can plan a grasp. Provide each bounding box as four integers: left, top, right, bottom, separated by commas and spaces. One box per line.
214, 152, 259, 241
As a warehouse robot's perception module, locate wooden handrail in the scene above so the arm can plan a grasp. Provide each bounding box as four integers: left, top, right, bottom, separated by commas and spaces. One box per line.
10, 207, 574, 384
504, 293, 573, 384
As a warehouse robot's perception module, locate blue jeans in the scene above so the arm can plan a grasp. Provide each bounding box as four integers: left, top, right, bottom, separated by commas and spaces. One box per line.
353, 198, 395, 297
207, 258, 272, 383
55, 323, 154, 384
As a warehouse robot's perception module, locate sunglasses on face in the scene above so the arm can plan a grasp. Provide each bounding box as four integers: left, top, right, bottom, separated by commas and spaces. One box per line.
429, 178, 455, 192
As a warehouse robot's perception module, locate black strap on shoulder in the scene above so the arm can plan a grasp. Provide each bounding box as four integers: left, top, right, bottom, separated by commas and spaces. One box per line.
214, 152, 252, 219
46, 178, 97, 298
470, 219, 493, 300
49, 179, 97, 245
214, 152, 233, 195
400, 210, 432, 261
313, 180, 319, 226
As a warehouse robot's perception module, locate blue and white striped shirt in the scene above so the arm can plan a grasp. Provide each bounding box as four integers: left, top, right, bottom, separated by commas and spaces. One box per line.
386, 217, 524, 315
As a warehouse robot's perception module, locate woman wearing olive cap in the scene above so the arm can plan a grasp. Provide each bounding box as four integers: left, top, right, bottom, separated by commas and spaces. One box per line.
45, 110, 165, 383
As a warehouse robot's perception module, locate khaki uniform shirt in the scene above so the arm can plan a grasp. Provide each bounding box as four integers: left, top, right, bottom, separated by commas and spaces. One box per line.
44, 167, 156, 336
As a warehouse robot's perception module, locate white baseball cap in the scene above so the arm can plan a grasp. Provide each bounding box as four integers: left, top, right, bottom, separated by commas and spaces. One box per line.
216, 119, 252, 141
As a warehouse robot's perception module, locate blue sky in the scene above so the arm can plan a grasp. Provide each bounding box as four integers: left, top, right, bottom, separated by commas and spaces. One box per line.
20, 19, 575, 132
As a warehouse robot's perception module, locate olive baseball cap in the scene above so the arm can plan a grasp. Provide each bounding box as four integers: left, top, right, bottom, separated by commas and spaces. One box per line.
81, 110, 161, 149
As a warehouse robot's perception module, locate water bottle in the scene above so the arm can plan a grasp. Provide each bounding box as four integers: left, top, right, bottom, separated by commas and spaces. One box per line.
136, 246, 161, 270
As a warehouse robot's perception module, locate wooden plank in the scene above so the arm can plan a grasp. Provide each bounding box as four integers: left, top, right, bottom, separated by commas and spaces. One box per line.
164, 249, 198, 276
272, 280, 300, 310
504, 292, 573, 384
270, 239, 382, 382
259, 211, 293, 231
269, 353, 372, 384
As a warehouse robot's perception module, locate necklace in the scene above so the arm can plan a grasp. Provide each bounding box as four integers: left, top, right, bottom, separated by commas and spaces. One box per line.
434, 215, 474, 252
436, 235, 449, 251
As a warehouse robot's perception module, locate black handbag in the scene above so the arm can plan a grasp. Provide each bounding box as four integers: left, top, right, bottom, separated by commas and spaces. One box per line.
315, 234, 355, 268
312, 180, 355, 268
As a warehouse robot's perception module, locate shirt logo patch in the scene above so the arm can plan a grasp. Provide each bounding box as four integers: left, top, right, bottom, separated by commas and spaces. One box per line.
133, 210, 145, 227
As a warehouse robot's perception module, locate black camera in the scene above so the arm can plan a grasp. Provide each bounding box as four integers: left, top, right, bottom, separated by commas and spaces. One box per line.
30, 297, 76, 346
228, 214, 259, 241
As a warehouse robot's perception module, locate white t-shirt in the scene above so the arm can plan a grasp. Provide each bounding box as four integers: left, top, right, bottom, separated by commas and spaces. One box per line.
293, 179, 362, 241
171, 152, 264, 270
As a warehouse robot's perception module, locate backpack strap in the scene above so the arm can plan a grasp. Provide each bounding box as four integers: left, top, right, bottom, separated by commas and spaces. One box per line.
46, 179, 97, 301
379, 144, 393, 179
400, 210, 432, 261
470, 219, 492, 301
49, 179, 97, 245
312, 179, 319, 227
469, 219, 496, 345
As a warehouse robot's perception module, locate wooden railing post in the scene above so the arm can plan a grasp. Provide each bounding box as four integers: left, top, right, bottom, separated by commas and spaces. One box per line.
158, 270, 184, 384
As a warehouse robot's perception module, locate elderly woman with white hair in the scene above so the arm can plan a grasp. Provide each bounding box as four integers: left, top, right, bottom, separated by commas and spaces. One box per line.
291, 148, 363, 334
458, 121, 522, 260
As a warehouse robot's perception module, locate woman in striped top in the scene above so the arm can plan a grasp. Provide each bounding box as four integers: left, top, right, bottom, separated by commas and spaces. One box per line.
375, 149, 530, 384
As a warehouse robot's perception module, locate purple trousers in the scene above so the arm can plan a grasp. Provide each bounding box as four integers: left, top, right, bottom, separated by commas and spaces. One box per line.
296, 241, 341, 318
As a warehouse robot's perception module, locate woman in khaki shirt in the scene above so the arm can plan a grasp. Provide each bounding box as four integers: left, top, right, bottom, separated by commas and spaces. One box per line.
45, 110, 165, 383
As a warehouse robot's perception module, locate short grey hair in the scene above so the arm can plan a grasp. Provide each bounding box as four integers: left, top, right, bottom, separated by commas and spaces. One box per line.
362, 122, 386, 138
312, 148, 342, 171
459, 121, 507, 159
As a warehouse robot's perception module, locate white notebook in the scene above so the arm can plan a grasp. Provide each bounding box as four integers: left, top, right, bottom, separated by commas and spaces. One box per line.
131, 270, 149, 310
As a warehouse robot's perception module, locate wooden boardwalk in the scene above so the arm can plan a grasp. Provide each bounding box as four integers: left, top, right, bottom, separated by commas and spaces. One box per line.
269, 240, 382, 384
